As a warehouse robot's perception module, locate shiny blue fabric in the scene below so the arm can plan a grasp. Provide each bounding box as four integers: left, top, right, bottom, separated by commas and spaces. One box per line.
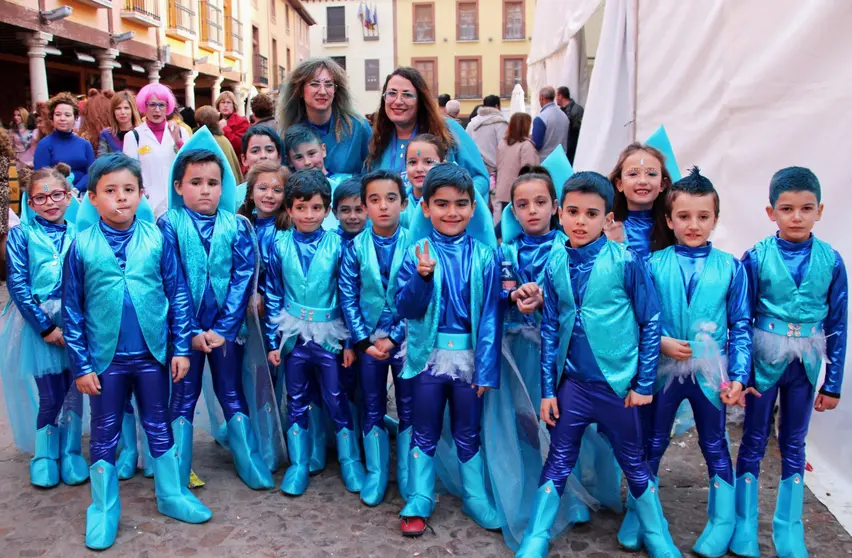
501, 230, 560, 327
303, 112, 372, 176
170, 341, 250, 423
400, 191, 422, 230
89, 355, 173, 465
359, 350, 410, 434
63, 219, 194, 379
254, 215, 278, 292
283, 340, 354, 433
623, 210, 655, 260
34, 372, 73, 429
410, 372, 483, 462
540, 377, 652, 498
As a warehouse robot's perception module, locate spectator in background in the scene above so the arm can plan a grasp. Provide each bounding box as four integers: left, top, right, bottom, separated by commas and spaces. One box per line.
466, 94, 508, 177
10, 107, 37, 171
216, 90, 250, 158
438, 93, 451, 115
80, 90, 112, 152
556, 86, 584, 163
179, 106, 198, 131
531, 86, 569, 160
34, 102, 52, 144
250, 93, 278, 130
98, 90, 142, 156
445, 100, 462, 124
0, 127, 11, 278
495, 112, 539, 224
34, 92, 95, 193
169, 108, 194, 138
195, 105, 244, 183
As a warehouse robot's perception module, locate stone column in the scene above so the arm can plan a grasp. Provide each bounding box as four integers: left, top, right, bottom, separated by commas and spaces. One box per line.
183, 70, 199, 109
233, 85, 246, 116
97, 48, 119, 92
22, 32, 53, 105
146, 61, 162, 84
211, 75, 225, 103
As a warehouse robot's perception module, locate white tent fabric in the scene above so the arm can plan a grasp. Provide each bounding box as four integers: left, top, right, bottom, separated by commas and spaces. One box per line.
572, 0, 852, 531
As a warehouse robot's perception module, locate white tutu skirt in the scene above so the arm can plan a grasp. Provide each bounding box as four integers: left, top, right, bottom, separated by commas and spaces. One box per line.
754, 328, 827, 366
0, 299, 67, 378
424, 348, 475, 384
271, 312, 349, 353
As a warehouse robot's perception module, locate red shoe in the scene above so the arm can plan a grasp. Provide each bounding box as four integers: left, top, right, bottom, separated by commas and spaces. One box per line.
400, 516, 427, 537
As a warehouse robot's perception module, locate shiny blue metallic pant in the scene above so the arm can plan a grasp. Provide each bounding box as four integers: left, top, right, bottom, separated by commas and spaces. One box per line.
170, 342, 249, 423
359, 350, 413, 435
35, 370, 74, 429
411, 372, 482, 463
541, 377, 652, 498
737, 360, 815, 480
646, 378, 733, 484
283, 341, 354, 432
90, 355, 173, 464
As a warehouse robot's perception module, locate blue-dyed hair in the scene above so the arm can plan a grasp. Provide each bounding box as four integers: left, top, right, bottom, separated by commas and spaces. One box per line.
283, 123, 323, 156
286, 169, 331, 209
172, 148, 224, 186
665, 166, 720, 217
333, 177, 363, 212
769, 166, 821, 207
422, 163, 475, 203
241, 124, 283, 160
88, 152, 144, 193
560, 171, 614, 213
360, 169, 405, 204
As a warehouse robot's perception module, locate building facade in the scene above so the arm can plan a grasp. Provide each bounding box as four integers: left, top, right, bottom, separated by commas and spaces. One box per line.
303, 0, 394, 116
395, 0, 535, 114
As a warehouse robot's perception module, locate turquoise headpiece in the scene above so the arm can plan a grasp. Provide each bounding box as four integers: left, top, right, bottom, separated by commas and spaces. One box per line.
645, 125, 682, 182
499, 145, 574, 244
168, 126, 238, 213
19, 192, 79, 226
75, 194, 155, 231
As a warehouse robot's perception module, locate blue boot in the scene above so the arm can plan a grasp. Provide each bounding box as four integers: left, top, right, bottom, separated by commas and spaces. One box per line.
730, 473, 760, 557
400, 447, 435, 520
152, 447, 212, 523
281, 423, 311, 496
115, 413, 139, 481
566, 490, 591, 525
618, 491, 643, 550
227, 412, 274, 489
308, 403, 326, 475
693, 476, 736, 557
459, 451, 502, 530
171, 417, 194, 488
336, 428, 366, 492
633, 481, 682, 558
361, 426, 390, 506
773, 474, 808, 558
30, 424, 60, 488
256, 402, 282, 473
59, 411, 89, 485
85, 460, 121, 550
516, 481, 561, 558
396, 426, 413, 501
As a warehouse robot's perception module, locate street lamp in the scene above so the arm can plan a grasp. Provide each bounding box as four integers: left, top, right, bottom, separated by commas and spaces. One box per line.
40, 6, 72, 21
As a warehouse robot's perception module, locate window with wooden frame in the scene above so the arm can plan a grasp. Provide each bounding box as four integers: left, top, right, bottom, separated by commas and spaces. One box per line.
412, 57, 438, 97
455, 56, 481, 100
457, 1, 478, 41
500, 55, 526, 98
503, 0, 524, 40
413, 3, 435, 43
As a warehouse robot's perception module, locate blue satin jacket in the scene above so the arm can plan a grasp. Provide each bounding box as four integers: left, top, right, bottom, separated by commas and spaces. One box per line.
623, 209, 655, 260
499, 229, 561, 327
302, 112, 373, 176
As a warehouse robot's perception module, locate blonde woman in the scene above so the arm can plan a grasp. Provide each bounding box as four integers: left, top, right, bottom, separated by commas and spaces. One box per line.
216, 91, 249, 158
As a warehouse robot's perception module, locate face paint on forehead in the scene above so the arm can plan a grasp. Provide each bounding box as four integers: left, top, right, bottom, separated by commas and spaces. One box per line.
44, 184, 50, 192
417, 150, 421, 157
640, 158, 644, 165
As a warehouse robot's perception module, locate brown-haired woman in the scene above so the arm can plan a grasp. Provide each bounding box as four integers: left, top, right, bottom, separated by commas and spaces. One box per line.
98, 90, 142, 156
11, 107, 37, 171
215, 90, 250, 158
495, 112, 539, 223
80, 91, 112, 153
33, 92, 95, 193
195, 106, 244, 183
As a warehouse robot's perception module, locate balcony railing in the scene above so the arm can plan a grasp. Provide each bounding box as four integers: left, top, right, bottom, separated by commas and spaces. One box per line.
363, 25, 379, 41
200, 1, 224, 48
122, 0, 160, 26
323, 25, 348, 44
254, 53, 268, 86
278, 66, 287, 88
456, 81, 481, 100
225, 16, 243, 56
167, 0, 195, 38
414, 23, 434, 43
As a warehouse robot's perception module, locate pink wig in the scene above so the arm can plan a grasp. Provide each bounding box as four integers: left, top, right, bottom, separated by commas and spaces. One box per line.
136, 83, 177, 115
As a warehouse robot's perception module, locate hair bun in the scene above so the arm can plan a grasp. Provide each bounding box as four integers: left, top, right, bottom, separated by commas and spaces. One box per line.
54, 162, 72, 177
519, 164, 551, 178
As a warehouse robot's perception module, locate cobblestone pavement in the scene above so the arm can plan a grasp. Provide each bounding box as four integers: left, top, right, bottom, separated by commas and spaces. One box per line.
1, 286, 851, 557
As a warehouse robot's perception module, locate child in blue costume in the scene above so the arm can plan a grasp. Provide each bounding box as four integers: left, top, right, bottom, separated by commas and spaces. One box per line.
400, 134, 444, 229
63, 153, 211, 550
645, 168, 754, 557
235, 125, 285, 211
395, 163, 502, 536
339, 169, 414, 506
0, 163, 88, 487
516, 172, 680, 558
732, 167, 847, 558
160, 136, 274, 491
265, 169, 367, 496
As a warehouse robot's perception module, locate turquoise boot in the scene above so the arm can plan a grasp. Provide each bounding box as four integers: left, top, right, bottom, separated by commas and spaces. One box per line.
30, 425, 60, 488
396, 426, 413, 501
281, 423, 311, 496
361, 426, 390, 506
400, 447, 435, 519
633, 481, 682, 558
730, 473, 760, 557
773, 474, 808, 558
566, 490, 591, 525
459, 451, 502, 530
85, 460, 121, 550
140, 431, 155, 478
308, 403, 326, 474
336, 428, 366, 492
693, 476, 736, 557
59, 411, 89, 485
171, 417, 194, 487
256, 402, 282, 472
115, 413, 139, 480
152, 447, 212, 523
227, 413, 274, 489
516, 481, 561, 558
618, 491, 643, 550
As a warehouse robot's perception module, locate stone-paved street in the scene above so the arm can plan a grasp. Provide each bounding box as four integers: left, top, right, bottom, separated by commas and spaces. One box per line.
1, 285, 851, 557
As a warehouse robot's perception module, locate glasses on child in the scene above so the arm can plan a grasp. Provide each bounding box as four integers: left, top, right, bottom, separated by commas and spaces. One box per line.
30, 191, 69, 205
384, 90, 418, 103
307, 81, 336, 91
146, 101, 167, 110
